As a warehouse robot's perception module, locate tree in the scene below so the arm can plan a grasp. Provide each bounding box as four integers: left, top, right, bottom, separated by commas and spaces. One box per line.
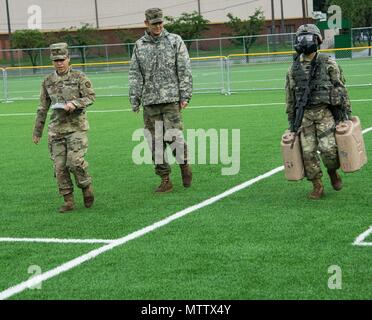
326, 0, 372, 27
115, 29, 137, 57
63, 23, 102, 64
12, 29, 47, 69
164, 11, 209, 51
115, 29, 136, 44
225, 9, 265, 62
313, 0, 328, 11
43, 32, 61, 46
325, 0, 372, 53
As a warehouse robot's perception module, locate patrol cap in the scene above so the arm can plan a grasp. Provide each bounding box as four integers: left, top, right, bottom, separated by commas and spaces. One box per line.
145, 8, 163, 24
50, 42, 69, 61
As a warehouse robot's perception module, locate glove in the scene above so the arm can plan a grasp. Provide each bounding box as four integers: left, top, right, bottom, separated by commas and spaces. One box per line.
132, 105, 140, 113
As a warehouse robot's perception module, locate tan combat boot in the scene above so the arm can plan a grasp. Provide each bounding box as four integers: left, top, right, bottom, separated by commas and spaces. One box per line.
180, 164, 192, 188
327, 169, 343, 191
155, 175, 173, 193
309, 178, 324, 200
82, 185, 95, 208
59, 193, 74, 213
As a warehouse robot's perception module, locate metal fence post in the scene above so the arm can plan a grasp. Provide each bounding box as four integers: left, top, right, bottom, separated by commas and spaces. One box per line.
220, 57, 225, 94
225, 57, 231, 95
83, 46, 87, 72
127, 43, 131, 59
2, 68, 9, 103
83, 46, 87, 63
17, 50, 22, 76
1, 68, 4, 102
105, 45, 109, 72
291, 33, 294, 51
39, 48, 43, 67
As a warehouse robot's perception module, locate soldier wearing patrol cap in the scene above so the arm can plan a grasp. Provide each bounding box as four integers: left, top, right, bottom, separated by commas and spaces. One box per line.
285, 24, 352, 199
129, 8, 193, 193
32, 43, 96, 213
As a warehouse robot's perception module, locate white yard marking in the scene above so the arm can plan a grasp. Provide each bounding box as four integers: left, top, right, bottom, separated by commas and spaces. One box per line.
0, 112, 39, 117
353, 227, 372, 246
363, 127, 372, 134
0, 166, 284, 300
0, 237, 114, 244
0, 102, 285, 117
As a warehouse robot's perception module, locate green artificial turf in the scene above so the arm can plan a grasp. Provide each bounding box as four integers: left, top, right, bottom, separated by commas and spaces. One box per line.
0, 58, 371, 300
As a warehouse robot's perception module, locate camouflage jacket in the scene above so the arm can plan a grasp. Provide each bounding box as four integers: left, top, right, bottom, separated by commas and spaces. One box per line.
33, 68, 95, 138
129, 29, 193, 108
285, 53, 351, 124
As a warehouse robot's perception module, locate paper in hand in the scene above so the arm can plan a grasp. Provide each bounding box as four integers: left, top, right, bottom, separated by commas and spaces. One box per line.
50, 103, 65, 110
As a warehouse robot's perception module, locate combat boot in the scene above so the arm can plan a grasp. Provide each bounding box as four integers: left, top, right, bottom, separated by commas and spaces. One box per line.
82, 185, 95, 208
309, 178, 324, 200
155, 175, 173, 193
59, 193, 74, 213
180, 164, 192, 188
327, 169, 343, 191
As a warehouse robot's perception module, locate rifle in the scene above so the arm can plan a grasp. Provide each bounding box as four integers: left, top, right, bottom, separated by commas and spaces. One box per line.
291, 54, 319, 133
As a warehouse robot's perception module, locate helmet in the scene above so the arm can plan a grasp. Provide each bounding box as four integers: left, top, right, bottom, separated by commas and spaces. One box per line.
294, 24, 323, 55
296, 24, 323, 44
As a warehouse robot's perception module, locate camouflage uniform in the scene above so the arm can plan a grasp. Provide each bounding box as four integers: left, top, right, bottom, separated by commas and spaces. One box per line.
33, 44, 95, 197
285, 53, 351, 180
129, 8, 192, 179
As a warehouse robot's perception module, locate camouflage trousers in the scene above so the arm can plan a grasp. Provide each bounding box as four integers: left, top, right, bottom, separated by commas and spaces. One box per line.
143, 102, 188, 177
300, 107, 340, 180
48, 131, 92, 196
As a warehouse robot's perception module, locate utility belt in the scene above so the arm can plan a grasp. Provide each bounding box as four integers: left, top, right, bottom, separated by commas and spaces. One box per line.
304, 103, 329, 110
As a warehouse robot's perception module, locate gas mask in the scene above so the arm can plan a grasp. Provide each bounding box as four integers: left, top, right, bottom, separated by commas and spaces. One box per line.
294, 33, 319, 55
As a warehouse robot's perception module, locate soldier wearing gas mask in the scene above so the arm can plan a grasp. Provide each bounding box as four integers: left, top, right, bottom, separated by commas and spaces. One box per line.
285, 24, 352, 199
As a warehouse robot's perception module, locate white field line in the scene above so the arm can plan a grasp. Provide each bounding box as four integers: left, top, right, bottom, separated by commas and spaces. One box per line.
363, 127, 372, 134
0, 237, 114, 244
5, 70, 371, 91
353, 226, 372, 246
0, 112, 38, 117
0, 166, 284, 300
1, 98, 372, 117
0, 102, 285, 117
7, 85, 126, 94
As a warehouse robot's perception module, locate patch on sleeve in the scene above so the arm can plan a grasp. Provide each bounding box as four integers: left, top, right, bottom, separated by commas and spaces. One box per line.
85, 81, 92, 88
